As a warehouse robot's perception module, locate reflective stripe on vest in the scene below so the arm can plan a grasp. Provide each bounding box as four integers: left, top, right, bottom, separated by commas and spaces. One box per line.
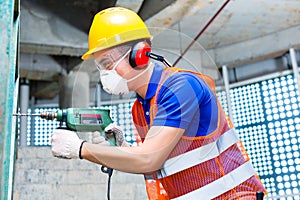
156, 128, 239, 179
172, 161, 256, 200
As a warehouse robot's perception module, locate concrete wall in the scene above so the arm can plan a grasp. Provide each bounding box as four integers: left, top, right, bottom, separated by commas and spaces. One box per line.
13, 147, 147, 200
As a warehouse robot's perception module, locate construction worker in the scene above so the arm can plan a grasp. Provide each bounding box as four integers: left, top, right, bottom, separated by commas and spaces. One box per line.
51, 7, 267, 199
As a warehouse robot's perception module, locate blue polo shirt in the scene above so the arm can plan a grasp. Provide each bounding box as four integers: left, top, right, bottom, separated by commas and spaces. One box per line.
136, 64, 218, 137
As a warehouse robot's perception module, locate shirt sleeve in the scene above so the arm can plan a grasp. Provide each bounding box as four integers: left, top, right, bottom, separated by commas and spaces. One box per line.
152, 72, 208, 129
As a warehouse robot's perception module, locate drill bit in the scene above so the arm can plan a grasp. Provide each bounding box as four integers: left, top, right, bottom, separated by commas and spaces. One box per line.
39, 111, 57, 120
13, 111, 57, 120
13, 113, 41, 117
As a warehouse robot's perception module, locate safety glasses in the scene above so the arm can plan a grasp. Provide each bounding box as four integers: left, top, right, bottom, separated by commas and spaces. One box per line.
94, 48, 131, 71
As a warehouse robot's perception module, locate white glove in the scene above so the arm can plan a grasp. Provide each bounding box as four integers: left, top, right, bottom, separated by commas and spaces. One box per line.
51, 129, 84, 159
92, 131, 110, 146
104, 123, 129, 147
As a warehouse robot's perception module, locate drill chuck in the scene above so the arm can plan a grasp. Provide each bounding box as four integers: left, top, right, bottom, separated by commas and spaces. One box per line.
40, 111, 58, 120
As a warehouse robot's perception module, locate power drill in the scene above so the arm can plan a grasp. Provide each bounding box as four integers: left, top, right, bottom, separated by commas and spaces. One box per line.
14, 107, 117, 199
14, 108, 116, 146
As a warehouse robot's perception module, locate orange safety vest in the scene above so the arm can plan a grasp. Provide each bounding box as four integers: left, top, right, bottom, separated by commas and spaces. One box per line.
132, 67, 266, 199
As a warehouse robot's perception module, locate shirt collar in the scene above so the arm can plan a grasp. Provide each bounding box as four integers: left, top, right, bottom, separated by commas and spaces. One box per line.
137, 63, 164, 101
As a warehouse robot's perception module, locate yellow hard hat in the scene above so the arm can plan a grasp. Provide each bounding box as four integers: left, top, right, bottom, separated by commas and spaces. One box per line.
82, 7, 152, 60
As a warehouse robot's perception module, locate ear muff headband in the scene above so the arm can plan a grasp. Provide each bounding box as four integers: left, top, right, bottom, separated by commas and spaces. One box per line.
129, 41, 151, 69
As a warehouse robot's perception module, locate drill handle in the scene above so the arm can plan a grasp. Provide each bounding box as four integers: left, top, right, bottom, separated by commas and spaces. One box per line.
98, 131, 117, 146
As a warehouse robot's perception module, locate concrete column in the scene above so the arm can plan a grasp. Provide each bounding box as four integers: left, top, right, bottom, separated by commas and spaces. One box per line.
19, 79, 30, 147
59, 71, 90, 108
222, 65, 234, 120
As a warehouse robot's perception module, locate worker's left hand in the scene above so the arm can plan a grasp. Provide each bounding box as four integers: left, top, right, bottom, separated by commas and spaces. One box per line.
51, 129, 84, 159
105, 123, 130, 147
92, 131, 111, 146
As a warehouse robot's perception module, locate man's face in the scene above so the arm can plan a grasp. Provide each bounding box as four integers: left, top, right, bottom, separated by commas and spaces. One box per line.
94, 46, 139, 82
93, 47, 133, 95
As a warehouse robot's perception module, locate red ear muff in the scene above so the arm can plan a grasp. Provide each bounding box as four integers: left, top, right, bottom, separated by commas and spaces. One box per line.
129, 41, 151, 69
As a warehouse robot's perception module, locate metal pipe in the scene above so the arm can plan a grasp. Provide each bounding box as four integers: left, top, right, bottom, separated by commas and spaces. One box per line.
222, 65, 234, 120
173, 0, 231, 66
96, 82, 102, 107
216, 69, 293, 90
30, 96, 35, 146
289, 48, 300, 95
19, 79, 30, 147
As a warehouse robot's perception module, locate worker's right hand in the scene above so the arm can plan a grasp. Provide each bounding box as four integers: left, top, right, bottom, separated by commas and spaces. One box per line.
51, 129, 83, 159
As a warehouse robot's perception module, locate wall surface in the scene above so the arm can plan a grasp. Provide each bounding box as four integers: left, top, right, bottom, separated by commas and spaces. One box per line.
0, 0, 19, 199
13, 147, 147, 200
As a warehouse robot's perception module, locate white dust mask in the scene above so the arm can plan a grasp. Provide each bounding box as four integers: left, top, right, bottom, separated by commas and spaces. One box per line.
100, 70, 130, 95
99, 49, 131, 95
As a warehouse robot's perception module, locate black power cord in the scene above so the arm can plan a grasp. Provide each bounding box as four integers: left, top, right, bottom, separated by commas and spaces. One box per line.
146, 52, 172, 67
101, 166, 114, 200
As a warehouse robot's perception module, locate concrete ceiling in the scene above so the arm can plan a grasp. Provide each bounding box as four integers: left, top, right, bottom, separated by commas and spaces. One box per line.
19, 0, 300, 99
